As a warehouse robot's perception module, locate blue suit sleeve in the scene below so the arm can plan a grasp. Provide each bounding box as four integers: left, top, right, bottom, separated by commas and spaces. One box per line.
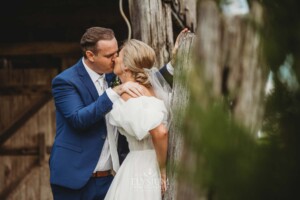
159, 65, 173, 87
52, 77, 113, 130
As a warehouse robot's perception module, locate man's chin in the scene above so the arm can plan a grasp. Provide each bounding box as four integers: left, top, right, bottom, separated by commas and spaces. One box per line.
105, 68, 114, 74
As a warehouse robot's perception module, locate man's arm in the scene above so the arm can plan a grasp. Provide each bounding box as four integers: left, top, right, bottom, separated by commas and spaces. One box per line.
52, 77, 113, 130
159, 63, 174, 87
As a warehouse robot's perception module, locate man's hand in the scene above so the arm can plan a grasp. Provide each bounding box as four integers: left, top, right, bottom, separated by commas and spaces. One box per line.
171, 28, 190, 66
113, 81, 144, 97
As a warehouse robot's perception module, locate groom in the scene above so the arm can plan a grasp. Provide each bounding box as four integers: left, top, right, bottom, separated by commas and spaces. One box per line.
49, 27, 175, 200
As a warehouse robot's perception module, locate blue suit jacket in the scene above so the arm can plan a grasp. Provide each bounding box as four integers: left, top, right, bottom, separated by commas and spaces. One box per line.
49, 59, 173, 189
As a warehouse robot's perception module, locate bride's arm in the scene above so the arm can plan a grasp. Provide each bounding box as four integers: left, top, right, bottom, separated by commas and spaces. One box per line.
150, 124, 168, 169
150, 124, 168, 192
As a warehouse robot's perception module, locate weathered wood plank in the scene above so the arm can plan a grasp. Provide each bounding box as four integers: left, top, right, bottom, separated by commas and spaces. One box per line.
0, 42, 80, 56
168, 0, 197, 31
0, 86, 51, 95
164, 32, 196, 200
0, 94, 52, 147
195, 0, 265, 133
174, 0, 266, 199
39, 160, 53, 200
0, 158, 38, 199
128, 0, 173, 67
0, 98, 55, 199
38, 133, 46, 165
0, 146, 51, 156
2, 162, 52, 200
0, 68, 57, 86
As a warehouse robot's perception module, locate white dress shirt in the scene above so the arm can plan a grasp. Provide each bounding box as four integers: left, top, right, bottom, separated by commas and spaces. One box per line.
166, 62, 174, 76
82, 58, 119, 172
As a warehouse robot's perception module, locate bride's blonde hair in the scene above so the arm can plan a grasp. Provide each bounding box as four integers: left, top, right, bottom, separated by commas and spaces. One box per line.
121, 39, 156, 87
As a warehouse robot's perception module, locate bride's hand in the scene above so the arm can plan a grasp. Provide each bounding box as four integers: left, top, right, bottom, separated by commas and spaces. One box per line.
171, 28, 190, 66
161, 169, 167, 195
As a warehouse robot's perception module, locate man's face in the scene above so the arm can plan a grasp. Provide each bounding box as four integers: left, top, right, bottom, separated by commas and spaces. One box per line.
92, 38, 118, 74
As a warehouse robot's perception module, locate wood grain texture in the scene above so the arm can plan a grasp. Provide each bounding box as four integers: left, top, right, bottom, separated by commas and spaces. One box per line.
128, 0, 173, 67
0, 68, 56, 199
164, 32, 196, 200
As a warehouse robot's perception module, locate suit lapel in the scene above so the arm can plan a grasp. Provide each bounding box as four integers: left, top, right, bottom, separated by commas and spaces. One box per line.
76, 59, 99, 101
105, 73, 116, 87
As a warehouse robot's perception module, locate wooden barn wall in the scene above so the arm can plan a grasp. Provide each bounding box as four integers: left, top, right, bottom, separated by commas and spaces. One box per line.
0, 68, 57, 199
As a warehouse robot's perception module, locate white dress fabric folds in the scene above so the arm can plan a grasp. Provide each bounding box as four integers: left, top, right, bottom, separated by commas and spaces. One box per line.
104, 96, 168, 200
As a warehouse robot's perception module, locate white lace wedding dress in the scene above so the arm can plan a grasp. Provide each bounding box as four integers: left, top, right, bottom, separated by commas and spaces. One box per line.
104, 96, 168, 200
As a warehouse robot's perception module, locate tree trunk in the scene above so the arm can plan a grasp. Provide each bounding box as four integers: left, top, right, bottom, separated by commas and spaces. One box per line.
128, 0, 173, 67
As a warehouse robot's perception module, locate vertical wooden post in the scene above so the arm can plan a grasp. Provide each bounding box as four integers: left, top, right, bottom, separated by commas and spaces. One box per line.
173, 0, 266, 199
194, 0, 266, 133
164, 32, 196, 200
38, 132, 46, 165
128, 0, 173, 67
169, 0, 197, 32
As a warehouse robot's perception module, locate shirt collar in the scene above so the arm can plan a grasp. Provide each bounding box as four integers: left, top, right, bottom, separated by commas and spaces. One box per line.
82, 58, 105, 83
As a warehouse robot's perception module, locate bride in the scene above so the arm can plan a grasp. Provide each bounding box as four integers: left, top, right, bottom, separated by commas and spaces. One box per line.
104, 39, 171, 200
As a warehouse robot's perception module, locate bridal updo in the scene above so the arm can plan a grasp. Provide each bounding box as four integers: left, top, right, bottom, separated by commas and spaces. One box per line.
121, 39, 156, 87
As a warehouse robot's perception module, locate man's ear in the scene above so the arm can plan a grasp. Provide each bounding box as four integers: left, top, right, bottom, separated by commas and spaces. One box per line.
86, 51, 95, 62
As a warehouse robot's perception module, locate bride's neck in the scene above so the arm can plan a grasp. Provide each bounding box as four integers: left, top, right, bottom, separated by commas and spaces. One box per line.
120, 74, 135, 83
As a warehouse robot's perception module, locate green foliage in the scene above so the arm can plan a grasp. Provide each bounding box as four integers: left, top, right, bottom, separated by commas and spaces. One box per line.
178, 1, 300, 199
261, 0, 300, 78
183, 100, 259, 200
260, 78, 300, 199
181, 80, 300, 200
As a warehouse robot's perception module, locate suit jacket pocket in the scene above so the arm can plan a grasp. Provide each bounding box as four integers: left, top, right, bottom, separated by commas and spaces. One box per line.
55, 141, 82, 153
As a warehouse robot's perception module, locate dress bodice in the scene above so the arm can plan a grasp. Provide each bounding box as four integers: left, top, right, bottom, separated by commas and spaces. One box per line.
118, 129, 154, 151
108, 96, 168, 151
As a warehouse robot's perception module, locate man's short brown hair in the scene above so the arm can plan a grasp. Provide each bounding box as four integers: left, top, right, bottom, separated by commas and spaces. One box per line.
80, 27, 115, 58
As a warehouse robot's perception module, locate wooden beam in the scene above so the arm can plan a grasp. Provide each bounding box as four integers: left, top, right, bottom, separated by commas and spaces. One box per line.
0, 94, 52, 147
38, 133, 47, 165
0, 146, 51, 156
0, 42, 80, 56
0, 85, 51, 95
0, 160, 39, 200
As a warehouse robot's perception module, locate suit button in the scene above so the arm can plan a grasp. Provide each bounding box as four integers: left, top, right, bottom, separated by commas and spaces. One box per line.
101, 135, 106, 140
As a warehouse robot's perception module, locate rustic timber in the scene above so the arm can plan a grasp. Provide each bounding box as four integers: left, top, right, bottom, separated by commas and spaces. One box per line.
175, 0, 266, 199
165, 0, 197, 32
0, 146, 51, 156
128, 0, 174, 67
195, 0, 266, 133
3, 162, 52, 200
0, 86, 51, 95
0, 68, 58, 87
0, 160, 39, 200
0, 94, 52, 147
38, 133, 46, 165
164, 32, 196, 200
0, 1, 129, 199
0, 42, 80, 56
